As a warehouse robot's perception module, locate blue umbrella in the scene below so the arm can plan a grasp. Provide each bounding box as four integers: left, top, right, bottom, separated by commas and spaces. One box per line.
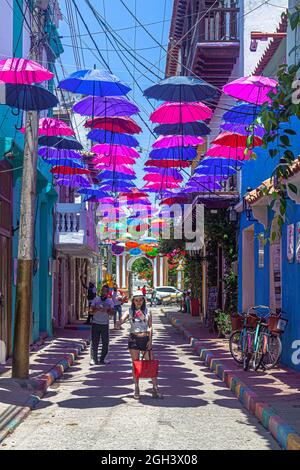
78, 187, 110, 197
222, 103, 262, 125
43, 158, 84, 168
38, 136, 83, 150
87, 129, 139, 147
58, 69, 131, 96
194, 165, 237, 176
0, 83, 58, 111
149, 147, 197, 160
154, 121, 210, 136
144, 76, 218, 102
220, 121, 265, 137
145, 168, 183, 179
97, 171, 136, 181
200, 157, 243, 169
38, 148, 83, 160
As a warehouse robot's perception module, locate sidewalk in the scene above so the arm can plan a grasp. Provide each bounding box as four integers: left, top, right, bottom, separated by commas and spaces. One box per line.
0, 326, 90, 443
164, 309, 300, 450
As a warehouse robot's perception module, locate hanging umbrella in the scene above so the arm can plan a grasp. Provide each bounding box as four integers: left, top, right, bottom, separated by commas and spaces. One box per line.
154, 121, 210, 136
161, 196, 190, 205
43, 158, 85, 168
73, 95, 139, 117
222, 76, 277, 105
212, 132, 263, 148
145, 159, 192, 168
126, 241, 139, 249
20, 118, 75, 137
150, 101, 212, 124
222, 103, 262, 125
50, 166, 91, 175
87, 129, 139, 147
91, 144, 140, 158
99, 184, 135, 192
93, 155, 137, 166
95, 164, 136, 175
38, 135, 83, 150
38, 148, 83, 160
129, 248, 142, 256
143, 175, 183, 184
0, 83, 58, 111
153, 134, 204, 148
112, 245, 125, 255
78, 187, 110, 197
0, 58, 54, 84
206, 144, 253, 160
58, 69, 131, 96
54, 175, 91, 188
201, 157, 243, 169
220, 122, 265, 137
120, 190, 148, 199
98, 171, 136, 181
149, 147, 197, 160
194, 165, 237, 176
84, 116, 142, 134
144, 76, 218, 102
144, 168, 183, 180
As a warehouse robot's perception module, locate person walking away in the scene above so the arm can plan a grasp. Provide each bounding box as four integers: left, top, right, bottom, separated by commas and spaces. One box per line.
89, 285, 114, 365
112, 283, 123, 330
142, 285, 147, 297
117, 292, 162, 400
80, 276, 97, 324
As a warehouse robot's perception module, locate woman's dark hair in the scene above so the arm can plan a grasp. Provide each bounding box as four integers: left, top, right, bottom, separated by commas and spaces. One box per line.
131, 297, 146, 316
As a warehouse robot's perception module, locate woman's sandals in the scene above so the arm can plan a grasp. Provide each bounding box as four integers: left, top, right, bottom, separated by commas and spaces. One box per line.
152, 388, 163, 399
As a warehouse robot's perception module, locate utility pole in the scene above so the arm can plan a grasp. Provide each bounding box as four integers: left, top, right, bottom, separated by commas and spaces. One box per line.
12, 1, 46, 379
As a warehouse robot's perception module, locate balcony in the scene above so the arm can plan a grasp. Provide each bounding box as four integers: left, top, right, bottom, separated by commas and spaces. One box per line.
55, 203, 98, 256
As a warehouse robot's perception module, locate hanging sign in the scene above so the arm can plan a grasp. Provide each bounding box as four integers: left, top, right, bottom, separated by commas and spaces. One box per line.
296, 222, 300, 263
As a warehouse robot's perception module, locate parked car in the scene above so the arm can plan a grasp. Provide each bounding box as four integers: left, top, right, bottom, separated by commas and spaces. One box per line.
155, 286, 183, 305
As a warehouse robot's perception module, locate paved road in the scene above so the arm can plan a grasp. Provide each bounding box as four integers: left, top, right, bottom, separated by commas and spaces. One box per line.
1, 309, 279, 450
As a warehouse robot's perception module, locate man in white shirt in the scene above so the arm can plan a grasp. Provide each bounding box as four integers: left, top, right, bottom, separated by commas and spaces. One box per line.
89, 285, 114, 365
112, 283, 123, 330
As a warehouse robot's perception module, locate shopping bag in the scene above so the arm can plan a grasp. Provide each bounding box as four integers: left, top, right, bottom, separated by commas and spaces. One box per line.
133, 350, 159, 379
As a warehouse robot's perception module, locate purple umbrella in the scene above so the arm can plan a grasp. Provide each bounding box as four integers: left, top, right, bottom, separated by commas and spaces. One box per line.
144, 168, 183, 180
53, 174, 91, 188
38, 147, 83, 160
73, 96, 139, 117
220, 121, 265, 137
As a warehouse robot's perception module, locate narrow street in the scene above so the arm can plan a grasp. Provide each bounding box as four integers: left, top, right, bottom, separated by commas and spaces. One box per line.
2, 309, 279, 451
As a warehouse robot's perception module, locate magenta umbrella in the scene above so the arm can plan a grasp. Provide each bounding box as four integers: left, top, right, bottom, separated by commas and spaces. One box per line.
0, 58, 53, 84
144, 174, 183, 183
93, 155, 136, 165
21, 118, 75, 137
222, 75, 277, 105
153, 135, 204, 148
95, 164, 136, 175
142, 181, 181, 190
206, 144, 252, 160
150, 101, 212, 124
91, 144, 140, 158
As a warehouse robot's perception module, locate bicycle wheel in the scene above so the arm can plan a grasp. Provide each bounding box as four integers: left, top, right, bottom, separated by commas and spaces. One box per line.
243, 334, 252, 371
262, 334, 282, 369
253, 333, 265, 371
229, 330, 244, 364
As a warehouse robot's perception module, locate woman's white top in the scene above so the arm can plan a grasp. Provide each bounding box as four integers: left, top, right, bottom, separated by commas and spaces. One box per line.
129, 308, 151, 334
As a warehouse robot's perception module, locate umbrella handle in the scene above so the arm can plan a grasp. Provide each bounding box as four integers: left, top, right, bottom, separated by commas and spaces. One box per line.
11, 108, 20, 117
14, 122, 23, 131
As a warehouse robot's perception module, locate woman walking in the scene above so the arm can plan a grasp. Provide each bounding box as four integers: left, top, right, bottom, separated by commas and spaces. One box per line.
117, 292, 162, 400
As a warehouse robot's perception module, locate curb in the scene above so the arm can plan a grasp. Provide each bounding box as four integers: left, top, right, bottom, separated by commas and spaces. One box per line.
165, 312, 300, 451
0, 340, 88, 444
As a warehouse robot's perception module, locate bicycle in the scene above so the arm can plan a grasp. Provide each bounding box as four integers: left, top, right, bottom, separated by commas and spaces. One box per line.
229, 308, 260, 370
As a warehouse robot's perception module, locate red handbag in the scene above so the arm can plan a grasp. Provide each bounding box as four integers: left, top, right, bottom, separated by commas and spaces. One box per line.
133, 350, 159, 379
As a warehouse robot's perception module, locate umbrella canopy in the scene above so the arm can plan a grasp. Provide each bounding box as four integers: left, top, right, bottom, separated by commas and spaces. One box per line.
38, 148, 83, 160
152, 134, 204, 148
161, 196, 190, 205
212, 132, 263, 148
54, 175, 91, 188
73, 95, 139, 117
194, 165, 237, 176
145, 159, 192, 168
98, 171, 136, 181
87, 129, 139, 147
50, 166, 91, 175
220, 122, 265, 137
154, 121, 210, 136
20, 118, 75, 137
112, 245, 125, 255
201, 157, 243, 169
100, 184, 135, 193
58, 69, 131, 96
150, 101, 212, 124
130, 248, 142, 256
0, 58, 53, 84
144, 76, 218, 102
149, 146, 197, 160
93, 155, 136, 166
78, 187, 109, 197
143, 174, 183, 183
0, 83, 58, 111
222, 103, 262, 125
223, 75, 277, 105
144, 168, 183, 179
120, 190, 148, 199
206, 144, 253, 160
43, 158, 84, 168
38, 135, 83, 150
142, 180, 181, 190
95, 164, 136, 175
91, 144, 140, 158
84, 116, 142, 134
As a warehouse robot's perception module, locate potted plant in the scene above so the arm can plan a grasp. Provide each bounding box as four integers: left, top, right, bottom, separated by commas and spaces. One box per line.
215, 309, 232, 338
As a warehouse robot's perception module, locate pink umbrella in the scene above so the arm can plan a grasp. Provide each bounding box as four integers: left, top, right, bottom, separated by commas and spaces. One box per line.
20, 118, 75, 136
206, 144, 253, 160
0, 58, 54, 84
142, 181, 181, 190
96, 164, 136, 175
91, 144, 140, 158
153, 135, 205, 148
143, 174, 183, 183
93, 155, 136, 165
150, 101, 212, 124
222, 76, 278, 105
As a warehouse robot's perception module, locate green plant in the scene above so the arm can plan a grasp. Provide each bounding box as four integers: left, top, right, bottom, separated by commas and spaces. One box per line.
214, 309, 232, 337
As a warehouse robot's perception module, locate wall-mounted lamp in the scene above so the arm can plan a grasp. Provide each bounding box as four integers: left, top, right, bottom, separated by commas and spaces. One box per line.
250, 31, 286, 52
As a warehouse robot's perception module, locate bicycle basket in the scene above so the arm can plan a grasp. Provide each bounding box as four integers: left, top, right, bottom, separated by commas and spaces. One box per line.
246, 314, 259, 328
268, 316, 288, 333
231, 315, 243, 330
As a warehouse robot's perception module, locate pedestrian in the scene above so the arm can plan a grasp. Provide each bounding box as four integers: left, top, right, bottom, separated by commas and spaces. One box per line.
80, 276, 97, 324
142, 285, 147, 297
116, 291, 162, 400
112, 283, 123, 330
89, 284, 115, 365
150, 288, 157, 307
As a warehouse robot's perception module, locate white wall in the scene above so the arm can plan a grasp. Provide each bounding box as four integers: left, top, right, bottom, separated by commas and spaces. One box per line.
0, 0, 13, 58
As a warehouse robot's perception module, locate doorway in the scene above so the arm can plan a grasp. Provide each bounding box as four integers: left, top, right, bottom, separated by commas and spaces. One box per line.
242, 225, 255, 311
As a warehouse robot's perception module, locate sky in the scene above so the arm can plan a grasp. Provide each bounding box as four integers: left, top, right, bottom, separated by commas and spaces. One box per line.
58, 0, 175, 190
